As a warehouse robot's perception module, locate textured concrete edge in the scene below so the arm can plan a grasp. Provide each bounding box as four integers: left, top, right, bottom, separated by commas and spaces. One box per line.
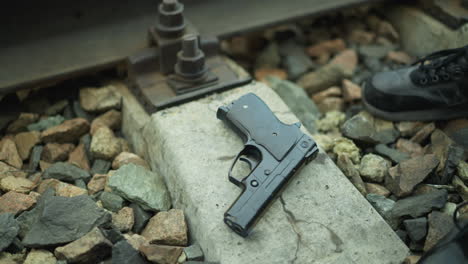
384, 5, 468, 56
139, 82, 409, 263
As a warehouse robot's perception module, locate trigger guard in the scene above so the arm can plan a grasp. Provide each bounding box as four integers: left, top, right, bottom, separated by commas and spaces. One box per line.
228, 145, 261, 188
239, 156, 259, 171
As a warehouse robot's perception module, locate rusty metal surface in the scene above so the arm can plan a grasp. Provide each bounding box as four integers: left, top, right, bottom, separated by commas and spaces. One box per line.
0, 0, 382, 94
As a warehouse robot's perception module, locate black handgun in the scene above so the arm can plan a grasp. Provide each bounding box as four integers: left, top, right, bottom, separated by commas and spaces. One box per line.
217, 93, 318, 237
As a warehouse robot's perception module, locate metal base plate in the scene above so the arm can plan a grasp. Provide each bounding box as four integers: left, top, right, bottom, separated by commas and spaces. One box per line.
128, 48, 251, 113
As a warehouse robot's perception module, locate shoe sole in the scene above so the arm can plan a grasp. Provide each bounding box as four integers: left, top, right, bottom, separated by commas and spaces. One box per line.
362, 83, 468, 122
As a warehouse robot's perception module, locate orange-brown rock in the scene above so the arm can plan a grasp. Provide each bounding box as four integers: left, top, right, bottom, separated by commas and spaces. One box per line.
112, 152, 149, 170
14, 131, 41, 160
7, 113, 39, 133
140, 244, 183, 264
0, 176, 34, 193
0, 138, 23, 169
396, 139, 424, 157
42, 143, 75, 162
90, 110, 122, 135
254, 68, 288, 83
87, 174, 108, 195
348, 29, 375, 45
317, 97, 345, 113
39, 160, 52, 171
0, 191, 37, 215
142, 209, 188, 246
306, 39, 347, 57
386, 51, 413, 65
41, 118, 90, 143
341, 79, 362, 102
68, 144, 90, 171
311, 87, 342, 104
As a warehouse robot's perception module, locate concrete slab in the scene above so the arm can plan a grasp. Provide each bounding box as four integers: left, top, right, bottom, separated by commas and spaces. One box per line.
118, 81, 409, 264
386, 5, 468, 57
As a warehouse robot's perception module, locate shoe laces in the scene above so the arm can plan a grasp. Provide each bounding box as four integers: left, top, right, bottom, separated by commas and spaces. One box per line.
412, 45, 468, 85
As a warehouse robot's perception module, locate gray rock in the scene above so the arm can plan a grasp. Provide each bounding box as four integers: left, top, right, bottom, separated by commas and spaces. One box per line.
90, 126, 121, 160
45, 100, 68, 116
266, 76, 320, 133
43, 162, 90, 183
80, 134, 92, 161
375, 144, 410, 164
403, 217, 427, 242
0, 213, 19, 251
359, 44, 396, 59
63, 105, 75, 120
395, 229, 408, 243
27, 115, 65, 132
390, 189, 447, 219
108, 164, 171, 212
129, 203, 152, 234
91, 159, 111, 175
6, 238, 24, 254
112, 240, 150, 264
424, 211, 454, 251
28, 146, 43, 172
73, 101, 93, 121
255, 42, 281, 69
386, 154, 440, 197
184, 244, 204, 261
100, 226, 124, 244
297, 63, 349, 94
16, 189, 55, 239
54, 227, 112, 263
342, 111, 399, 144
366, 194, 395, 218
279, 40, 316, 79
433, 145, 464, 185
21, 195, 111, 247
359, 154, 390, 183
100, 192, 124, 212
74, 179, 87, 190
363, 57, 383, 72
0, 113, 19, 132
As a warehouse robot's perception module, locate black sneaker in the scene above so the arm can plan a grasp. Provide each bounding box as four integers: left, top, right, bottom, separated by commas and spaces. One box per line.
362, 45, 468, 121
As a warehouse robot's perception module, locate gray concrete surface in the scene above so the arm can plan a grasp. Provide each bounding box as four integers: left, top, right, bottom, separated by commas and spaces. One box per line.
116, 80, 409, 264
386, 5, 468, 57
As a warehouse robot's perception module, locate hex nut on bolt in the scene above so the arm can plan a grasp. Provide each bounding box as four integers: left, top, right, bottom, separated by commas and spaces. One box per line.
156, 0, 186, 37
175, 34, 207, 80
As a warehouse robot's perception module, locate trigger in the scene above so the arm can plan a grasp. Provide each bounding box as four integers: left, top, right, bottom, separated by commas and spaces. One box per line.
239, 156, 259, 171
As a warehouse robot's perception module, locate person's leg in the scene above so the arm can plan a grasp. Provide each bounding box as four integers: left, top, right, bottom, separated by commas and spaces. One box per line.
362, 45, 468, 121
